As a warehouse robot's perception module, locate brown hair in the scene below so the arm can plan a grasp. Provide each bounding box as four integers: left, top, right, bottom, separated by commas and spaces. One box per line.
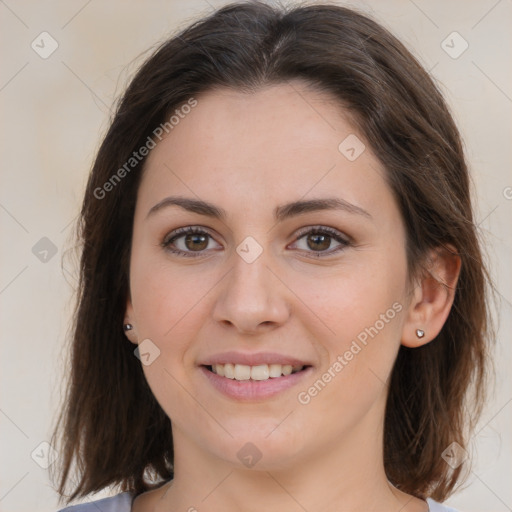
50, 1, 493, 505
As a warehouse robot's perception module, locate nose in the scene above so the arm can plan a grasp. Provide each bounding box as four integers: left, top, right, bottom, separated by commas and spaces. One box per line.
212, 250, 291, 335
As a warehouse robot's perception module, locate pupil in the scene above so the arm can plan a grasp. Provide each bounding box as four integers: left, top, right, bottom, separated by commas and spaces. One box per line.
308, 234, 330, 251
186, 233, 208, 251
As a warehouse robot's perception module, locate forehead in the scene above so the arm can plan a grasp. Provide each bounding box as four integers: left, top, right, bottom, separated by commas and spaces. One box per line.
147, 81, 355, 170
136, 81, 394, 224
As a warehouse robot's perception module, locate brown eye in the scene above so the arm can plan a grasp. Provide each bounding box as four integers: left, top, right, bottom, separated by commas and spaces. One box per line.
291, 226, 351, 257
306, 233, 331, 251
184, 233, 209, 251
162, 227, 221, 257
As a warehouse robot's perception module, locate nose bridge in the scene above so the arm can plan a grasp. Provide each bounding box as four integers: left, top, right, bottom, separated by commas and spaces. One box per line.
232, 244, 271, 296
212, 241, 290, 332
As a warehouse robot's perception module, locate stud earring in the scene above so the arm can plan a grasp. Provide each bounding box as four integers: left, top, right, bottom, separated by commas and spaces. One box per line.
416, 328, 425, 338
123, 323, 133, 332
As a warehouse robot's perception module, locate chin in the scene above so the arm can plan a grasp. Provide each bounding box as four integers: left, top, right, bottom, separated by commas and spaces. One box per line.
209, 420, 308, 470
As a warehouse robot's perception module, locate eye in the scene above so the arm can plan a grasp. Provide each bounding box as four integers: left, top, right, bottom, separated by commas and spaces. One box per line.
290, 226, 351, 257
161, 225, 351, 259
161, 227, 221, 257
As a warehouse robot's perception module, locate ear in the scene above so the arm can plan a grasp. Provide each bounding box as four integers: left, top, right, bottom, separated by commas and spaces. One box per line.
123, 296, 139, 345
401, 245, 461, 348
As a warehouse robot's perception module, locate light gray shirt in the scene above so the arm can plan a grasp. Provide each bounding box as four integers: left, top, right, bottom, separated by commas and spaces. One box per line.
57, 491, 460, 511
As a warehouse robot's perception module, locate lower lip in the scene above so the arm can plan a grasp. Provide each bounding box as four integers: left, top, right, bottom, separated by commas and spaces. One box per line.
200, 366, 313, 401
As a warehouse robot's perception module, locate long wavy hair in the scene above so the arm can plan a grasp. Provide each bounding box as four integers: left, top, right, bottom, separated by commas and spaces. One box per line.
50, 1, 494, 505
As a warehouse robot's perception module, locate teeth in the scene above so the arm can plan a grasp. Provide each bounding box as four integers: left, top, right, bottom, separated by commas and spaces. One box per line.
269, 364, 282, 378
282, 364, 292, 376
251, 364, 269, 381
210, 363, 304, 381
224, 363, 235, 379
234, 364, 251, 380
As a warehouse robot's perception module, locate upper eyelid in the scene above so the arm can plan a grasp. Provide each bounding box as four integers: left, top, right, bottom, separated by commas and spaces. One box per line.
164, 225, 347, 240
163, 225, 350, 251
293, 225, 351, 241
163, 226, 219, 243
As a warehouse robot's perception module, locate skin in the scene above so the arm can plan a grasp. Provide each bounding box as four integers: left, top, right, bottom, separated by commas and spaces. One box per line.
125, 81, 460, 512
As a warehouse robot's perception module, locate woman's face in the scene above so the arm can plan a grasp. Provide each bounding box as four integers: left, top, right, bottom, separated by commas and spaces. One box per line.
127, 81, 412, 471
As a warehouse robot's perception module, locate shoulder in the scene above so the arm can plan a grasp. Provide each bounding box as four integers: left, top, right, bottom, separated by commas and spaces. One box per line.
56, 491, 133, 512
426, 498, 460, 512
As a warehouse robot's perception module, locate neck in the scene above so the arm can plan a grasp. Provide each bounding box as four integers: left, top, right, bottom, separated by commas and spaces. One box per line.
157, 410, 427, 512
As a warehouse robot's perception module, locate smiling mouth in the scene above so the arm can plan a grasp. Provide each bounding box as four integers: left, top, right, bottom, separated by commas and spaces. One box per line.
204, 363, 308, 381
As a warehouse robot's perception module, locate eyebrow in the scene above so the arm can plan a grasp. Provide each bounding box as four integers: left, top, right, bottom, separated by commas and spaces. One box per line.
146, 195, 372, 222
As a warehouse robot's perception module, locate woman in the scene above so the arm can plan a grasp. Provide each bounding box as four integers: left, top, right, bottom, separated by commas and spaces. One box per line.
51, 2, 492, 511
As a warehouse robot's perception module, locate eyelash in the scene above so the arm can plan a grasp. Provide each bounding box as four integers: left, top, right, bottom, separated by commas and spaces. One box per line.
161, 225, 351, 259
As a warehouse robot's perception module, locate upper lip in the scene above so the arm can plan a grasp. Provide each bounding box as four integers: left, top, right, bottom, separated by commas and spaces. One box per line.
200, 351, 312, 367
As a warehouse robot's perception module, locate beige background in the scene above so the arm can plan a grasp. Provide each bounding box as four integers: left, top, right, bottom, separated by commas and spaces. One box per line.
0, 1, 510, 511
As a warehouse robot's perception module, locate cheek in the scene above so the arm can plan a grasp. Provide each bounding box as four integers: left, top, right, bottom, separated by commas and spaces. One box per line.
130, 243, 210, 339
298, 254, 406, 340
295, 250, 407, 389
290, 269, 406, 447
129, 248, 221, 403
129, 254, 211, 422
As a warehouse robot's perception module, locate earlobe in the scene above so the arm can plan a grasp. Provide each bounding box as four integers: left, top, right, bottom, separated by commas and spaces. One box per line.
401, 245, 461, 348
124, 298, 139, 345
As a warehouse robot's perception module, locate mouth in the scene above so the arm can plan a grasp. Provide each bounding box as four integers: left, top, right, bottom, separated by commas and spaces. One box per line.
199, 360, 313, 401
204, 363, 307, 381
